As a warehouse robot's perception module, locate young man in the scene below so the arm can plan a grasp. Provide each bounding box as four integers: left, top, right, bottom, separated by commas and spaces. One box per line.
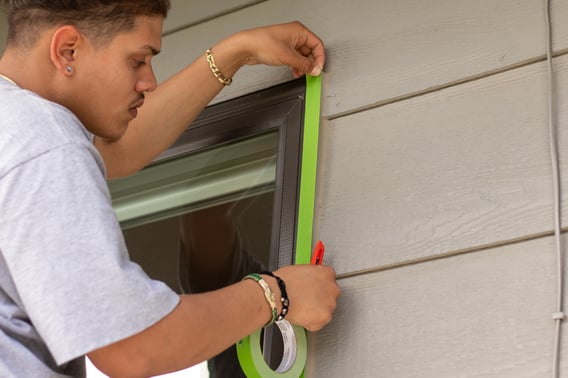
0, 1, 340, 377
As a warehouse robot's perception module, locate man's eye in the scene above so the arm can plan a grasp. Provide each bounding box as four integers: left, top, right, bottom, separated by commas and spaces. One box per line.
133, 60, 145, 68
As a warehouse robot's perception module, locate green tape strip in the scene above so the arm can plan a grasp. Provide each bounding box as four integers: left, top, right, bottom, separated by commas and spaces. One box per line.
295, 75, 322, 266
237, 75, 323, 378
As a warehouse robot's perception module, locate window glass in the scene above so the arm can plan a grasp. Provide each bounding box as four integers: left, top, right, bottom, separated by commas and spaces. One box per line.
110, 132, 278, 229
121, 182, 276, 294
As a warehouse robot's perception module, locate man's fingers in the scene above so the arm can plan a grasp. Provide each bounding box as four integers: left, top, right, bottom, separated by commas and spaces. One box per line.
296, 26, 325, 73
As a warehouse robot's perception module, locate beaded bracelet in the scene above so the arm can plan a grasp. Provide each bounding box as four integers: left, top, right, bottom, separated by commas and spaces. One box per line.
261, 271, 289, 321
242, 273, 277, 327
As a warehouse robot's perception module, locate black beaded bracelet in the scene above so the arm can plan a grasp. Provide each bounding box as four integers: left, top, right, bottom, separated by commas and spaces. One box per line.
261, 271, 289, 321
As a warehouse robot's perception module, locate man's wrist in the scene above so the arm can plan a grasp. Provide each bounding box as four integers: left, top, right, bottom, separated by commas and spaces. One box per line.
261, 274, 283, 316
209, 33, 252, 79
242, 273, 278, 327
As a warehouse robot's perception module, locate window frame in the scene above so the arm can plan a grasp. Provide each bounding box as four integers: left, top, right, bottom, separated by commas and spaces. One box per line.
111, 78, 307, 271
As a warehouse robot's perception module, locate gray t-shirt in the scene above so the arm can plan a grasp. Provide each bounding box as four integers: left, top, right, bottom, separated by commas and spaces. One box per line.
0, 78, 180, 377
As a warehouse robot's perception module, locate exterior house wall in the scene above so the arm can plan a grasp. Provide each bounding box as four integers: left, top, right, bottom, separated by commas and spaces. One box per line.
160, 1, 568, 377
2, 0, 568, 376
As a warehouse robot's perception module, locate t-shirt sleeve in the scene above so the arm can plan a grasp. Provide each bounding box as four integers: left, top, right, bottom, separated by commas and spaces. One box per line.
0, 144, 180, 365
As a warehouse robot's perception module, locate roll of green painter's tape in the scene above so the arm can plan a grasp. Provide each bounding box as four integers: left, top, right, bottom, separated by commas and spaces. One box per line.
236, 320, 307, 378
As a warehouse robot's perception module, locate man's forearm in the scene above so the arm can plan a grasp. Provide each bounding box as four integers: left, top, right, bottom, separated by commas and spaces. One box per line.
88, 263, 339, 377
87, 277, 278, 377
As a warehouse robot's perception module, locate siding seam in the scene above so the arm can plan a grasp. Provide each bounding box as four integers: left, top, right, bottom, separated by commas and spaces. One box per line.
336, 229, 568, 280
327, 48, 568, 122
162, 0, 267, 36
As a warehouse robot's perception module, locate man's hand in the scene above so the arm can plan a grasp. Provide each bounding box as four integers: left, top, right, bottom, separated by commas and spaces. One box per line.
237, 21, 325, 77
272, 264, 340, 332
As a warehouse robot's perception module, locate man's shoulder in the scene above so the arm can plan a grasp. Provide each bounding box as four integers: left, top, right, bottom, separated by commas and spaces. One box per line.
0, 86, 97, 176
0, 85, 90, 143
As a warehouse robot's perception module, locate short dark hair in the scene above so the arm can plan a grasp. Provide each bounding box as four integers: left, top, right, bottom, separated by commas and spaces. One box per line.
1, 0, 171, 48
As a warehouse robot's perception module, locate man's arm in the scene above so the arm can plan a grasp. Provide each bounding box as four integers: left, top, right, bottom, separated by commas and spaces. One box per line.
87, 264, 339, 377
96, 21, 325, 178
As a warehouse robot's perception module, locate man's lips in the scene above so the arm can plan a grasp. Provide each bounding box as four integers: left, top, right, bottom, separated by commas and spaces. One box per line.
129, 99, 145, 118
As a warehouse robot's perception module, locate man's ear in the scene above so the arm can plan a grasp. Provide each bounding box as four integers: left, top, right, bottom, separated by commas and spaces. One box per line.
49, 25, 83, 76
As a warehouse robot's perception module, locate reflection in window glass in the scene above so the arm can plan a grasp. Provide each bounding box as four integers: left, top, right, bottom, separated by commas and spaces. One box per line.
124, 191, 274, 294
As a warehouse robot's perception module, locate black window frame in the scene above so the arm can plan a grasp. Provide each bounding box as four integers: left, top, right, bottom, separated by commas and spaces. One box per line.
150, 78, 307, 270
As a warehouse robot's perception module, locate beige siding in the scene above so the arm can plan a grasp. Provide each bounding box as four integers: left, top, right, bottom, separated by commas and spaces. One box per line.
318, 54, 568, 275
0, 10, 7, 54
310, 235, 567, 377
163, 0, 266, 34
155, 0, 568, 118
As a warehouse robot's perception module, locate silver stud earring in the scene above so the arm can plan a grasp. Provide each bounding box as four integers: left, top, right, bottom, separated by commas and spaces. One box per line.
66, 66, 72, 73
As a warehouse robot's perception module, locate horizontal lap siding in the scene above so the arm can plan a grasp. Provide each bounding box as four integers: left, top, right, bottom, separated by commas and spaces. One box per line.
163, 0, 266, 34
317, 54, 568, 275
155, 0, 568, 119
0, 11, 6, 54
310, 235, 566, 377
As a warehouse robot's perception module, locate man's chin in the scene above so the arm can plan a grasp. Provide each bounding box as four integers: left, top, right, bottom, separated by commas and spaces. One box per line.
81, 116, 129, 143
97, 128, 128, 144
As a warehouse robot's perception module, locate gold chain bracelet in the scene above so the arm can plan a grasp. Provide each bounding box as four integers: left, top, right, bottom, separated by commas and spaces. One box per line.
205, 49, 232, 86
